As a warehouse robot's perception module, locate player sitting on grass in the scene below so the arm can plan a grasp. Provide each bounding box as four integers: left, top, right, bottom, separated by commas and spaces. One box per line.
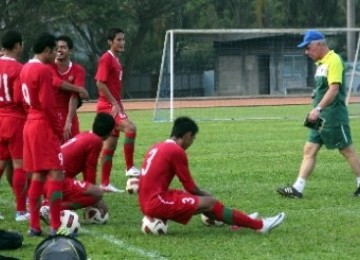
138, 116, 285, 233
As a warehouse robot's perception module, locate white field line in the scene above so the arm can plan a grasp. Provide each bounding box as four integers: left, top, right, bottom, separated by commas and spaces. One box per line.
81, 228, 168, 260
2, 199, 167, 260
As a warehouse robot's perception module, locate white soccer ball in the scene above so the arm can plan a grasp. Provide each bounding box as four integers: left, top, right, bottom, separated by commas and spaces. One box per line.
83, 206, 109, 224
126, 177, 139, 194
60, 210, 81, 235
200, 214, 224, 227
141, 215, 168, 235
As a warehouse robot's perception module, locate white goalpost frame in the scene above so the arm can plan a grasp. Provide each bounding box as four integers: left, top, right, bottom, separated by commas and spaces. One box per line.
346, 32, 360, 105
154, 28, 360, 122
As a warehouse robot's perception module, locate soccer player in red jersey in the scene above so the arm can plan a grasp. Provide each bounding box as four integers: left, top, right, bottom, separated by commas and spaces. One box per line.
139, 117, 285, 233
95, 28, 140, 192
48, 35, 88, 143
0, 30, 29, 221
20, 32, 66, 236
62, 113, 115, 185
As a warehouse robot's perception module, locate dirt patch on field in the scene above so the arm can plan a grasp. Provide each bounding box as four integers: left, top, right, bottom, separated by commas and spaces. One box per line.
78, 95, 360, 113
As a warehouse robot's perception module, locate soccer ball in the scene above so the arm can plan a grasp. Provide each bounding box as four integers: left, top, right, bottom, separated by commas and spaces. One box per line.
60, 210, 81, 235
200, 214, 224, 227
83, 206, 109, 224
141, 216, 168, 235
126, 177, 139, 194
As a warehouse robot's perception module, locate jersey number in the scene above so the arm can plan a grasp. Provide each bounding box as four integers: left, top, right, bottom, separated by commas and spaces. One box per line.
0, 73, 11, 102
141, 148, 158, 176
21, 83, 31, 106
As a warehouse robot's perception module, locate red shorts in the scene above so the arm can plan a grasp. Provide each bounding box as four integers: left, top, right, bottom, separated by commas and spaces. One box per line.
141, 190, 199, 225
44, 178, 90, 201
23, 119, 62, 172
97, 104, 128, 137
0, 116, 25, 160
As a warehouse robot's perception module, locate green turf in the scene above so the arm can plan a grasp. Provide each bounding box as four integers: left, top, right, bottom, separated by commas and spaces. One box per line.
2, 104, 360, 259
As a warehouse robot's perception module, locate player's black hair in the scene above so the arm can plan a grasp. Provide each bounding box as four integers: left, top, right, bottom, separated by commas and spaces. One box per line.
107, 28, 124, 41
32, 32, 57, 54
56, 35, 74, 49
92, 113, 115, 137
1, 30, 22, 50
170, 116, 199, 138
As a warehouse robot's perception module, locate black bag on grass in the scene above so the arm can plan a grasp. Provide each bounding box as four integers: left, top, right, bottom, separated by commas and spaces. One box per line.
34, 235, 87, 260
0, 230, 23, 250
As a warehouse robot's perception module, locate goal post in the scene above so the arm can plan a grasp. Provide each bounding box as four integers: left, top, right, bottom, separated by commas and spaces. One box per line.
154, 28, 360, 122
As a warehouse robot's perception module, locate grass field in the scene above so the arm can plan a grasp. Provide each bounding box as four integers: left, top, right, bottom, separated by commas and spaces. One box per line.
2, 104, 360, 259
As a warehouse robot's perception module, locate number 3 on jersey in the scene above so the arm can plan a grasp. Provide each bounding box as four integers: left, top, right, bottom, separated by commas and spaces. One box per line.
0, 73, 11, 102
141, 148, 158, 176
21, 83, 31, 106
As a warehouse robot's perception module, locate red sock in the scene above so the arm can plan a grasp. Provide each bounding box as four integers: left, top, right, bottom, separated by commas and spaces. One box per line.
28, 179, 45, 230
12, 168, 28, 212
61, 195, 98, 210
211, 201, 263, 229
100, 149, 114, 186
46, 179, 63, 230
124, 131, 136, 170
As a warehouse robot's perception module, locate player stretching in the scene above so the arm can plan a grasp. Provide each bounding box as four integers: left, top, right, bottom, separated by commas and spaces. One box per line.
49, 35, 88, 143
139, 117, 285, 233
95, 28, 139, 192
20, 33, 66, 236
61, 113, 115, 184
0, 31, 29, 221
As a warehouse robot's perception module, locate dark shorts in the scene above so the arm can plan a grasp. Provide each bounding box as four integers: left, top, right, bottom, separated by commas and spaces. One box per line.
308, 123, 352, 149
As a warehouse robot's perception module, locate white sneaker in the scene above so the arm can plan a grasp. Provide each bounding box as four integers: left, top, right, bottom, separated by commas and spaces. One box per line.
100, 184, 124, 193
125, 166, 140, 177
258, 212, 286, 233
15, 211, 30, 222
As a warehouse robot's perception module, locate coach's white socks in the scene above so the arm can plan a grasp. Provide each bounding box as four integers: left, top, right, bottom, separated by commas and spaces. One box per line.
293, 177, 306, 193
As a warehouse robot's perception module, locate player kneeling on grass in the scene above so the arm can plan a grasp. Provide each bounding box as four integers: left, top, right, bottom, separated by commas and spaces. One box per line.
41, 177, 108, 225
138, 116, 285, 234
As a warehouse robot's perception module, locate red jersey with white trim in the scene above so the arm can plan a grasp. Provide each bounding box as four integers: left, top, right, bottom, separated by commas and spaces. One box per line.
48, 62, 85, 111
138, 139, 197, 205
20, 59, 62, 138
61, 131, 103, 184
95, 51, 122, 106
0, 56, 25, 118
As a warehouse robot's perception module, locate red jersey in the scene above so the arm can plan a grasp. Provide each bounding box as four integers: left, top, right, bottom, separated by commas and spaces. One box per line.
0, 56, 25, 118
48, 62, 85, 111
95, 51, 123, 106
20, 59, 62, 138
138, 139, 197, 206
61, 131, 103, 184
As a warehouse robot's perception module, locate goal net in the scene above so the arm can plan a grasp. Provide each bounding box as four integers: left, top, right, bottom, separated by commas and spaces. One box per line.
153, 28, 360, 122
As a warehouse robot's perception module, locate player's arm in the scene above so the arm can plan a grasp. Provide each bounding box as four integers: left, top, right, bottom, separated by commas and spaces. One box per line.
40, 70, 63, 139
83, 141, 102, 184
63, 94, 78, 141
96, 80, 120, 116
59, 81, 89, 100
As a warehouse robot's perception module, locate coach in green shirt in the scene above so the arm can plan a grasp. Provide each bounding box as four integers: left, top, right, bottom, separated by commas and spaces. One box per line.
277, 29, 360, 198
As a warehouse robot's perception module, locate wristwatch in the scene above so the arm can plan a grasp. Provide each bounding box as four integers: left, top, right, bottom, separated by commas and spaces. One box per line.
315, 105, 322, 112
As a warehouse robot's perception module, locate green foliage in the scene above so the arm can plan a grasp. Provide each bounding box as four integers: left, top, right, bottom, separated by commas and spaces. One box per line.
2, 105, 360, 259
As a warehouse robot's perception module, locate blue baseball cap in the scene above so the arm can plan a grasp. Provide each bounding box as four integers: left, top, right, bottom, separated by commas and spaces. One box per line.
297, 29, 325, 48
